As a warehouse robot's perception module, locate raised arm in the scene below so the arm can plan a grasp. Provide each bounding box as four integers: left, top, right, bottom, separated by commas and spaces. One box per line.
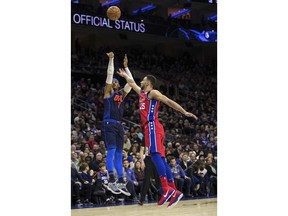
122, 54, 135, 98
117, 68, 141, 95
149, 90, 198, 119
104, 52, 114, 99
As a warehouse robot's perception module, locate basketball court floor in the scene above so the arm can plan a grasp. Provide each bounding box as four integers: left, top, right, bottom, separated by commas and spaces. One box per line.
71, 197, 217, 216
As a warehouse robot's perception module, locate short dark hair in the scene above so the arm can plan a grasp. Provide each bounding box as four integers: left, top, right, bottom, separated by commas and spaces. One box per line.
169, 156, 176, 161
99, 163, 106, 168
85, 156, 92, 162
80, 162, 89, 171
146, 75, 157, 87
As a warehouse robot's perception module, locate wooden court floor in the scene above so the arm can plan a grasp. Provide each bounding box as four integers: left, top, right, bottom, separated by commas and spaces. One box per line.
71, 198, 217, 216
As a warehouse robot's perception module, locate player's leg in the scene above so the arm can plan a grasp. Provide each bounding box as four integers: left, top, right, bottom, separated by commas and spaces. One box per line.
103, 122, 121, 194
115, 124, 131, 196
150, 153, 175, 206
158, 133, 183, 208
161, 157, 183, 208
158, 129, 178, 193
114, 124, 124, 183
148, 123, 175, 206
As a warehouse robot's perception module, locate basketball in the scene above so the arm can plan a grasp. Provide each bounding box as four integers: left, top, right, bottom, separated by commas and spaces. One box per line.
106, 6, 121, 21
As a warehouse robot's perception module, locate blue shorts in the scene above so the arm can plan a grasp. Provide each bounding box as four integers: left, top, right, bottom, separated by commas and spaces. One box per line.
102, 120, 124, 151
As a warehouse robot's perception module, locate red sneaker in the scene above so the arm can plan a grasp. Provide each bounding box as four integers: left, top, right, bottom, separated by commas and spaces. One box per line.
157, 187, 175, 206
167, 190, 183, 208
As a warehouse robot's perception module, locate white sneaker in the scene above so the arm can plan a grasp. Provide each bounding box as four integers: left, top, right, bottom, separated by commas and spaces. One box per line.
116, 183, 131, 196
107, 182, 121, 194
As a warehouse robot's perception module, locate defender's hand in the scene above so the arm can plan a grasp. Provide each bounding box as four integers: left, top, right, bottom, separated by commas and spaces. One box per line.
117, 68, 128, 77
184, 112, 198, 120
123, 54, 128, 68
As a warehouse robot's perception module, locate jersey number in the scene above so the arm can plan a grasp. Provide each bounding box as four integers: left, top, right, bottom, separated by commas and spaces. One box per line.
140, 103, 145, 110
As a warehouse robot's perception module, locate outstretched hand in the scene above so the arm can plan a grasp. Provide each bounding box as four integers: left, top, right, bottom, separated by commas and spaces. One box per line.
117, 68, 127, 77
106, 52, 114, 58
123, 54, 128, 68
184, 111, 198, 120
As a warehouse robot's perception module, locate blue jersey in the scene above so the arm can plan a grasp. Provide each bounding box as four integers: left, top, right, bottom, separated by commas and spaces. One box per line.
103, 91, 125, 121
100, 171, 109, 186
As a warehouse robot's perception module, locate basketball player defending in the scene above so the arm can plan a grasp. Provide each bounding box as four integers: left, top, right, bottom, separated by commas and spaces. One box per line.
103, 52, 133, 196
117, 67, 198, 208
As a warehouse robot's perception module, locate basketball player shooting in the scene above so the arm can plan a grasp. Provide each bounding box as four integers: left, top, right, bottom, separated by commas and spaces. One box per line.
103, 52, 134, 197
117, 60, 197, 208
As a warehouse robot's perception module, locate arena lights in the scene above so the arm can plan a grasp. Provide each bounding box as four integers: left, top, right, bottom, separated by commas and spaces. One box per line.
179, 28, 190, 40
171, 9, 191, 18
189, 29, 217, 42
207, 14, 217, 22
132, 5, 157, 15
102, 0, 120, 7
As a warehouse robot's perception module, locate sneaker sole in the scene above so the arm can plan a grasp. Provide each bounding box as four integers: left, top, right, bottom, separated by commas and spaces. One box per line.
158, 189, 175, 206
106, 186, 121, 195
167, 193, 183, 209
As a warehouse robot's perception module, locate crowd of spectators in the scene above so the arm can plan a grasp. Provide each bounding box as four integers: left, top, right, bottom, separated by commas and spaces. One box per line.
71, 46, 217, 207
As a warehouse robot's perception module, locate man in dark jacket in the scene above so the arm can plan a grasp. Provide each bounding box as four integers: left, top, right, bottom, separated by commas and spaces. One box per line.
71, 162, 91, 205
205, 157, 217, 196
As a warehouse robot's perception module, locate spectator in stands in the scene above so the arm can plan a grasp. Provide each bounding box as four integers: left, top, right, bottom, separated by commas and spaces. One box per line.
83, 147, 90, 155
135, 152, 141, 161
123, 134, 131, 150
195, 161, 208, 196
205, 157, 217, 196
98, 141, 107, 155
71, 151, 79, 170
85, 156, 99, 172
79, 163, 94, 205
71, 162, 91, 205
165, 141, 174, 157
123, 159, 139, 202
204, 141, 215, 157
169, 157, 192, 197
88, 151, 95, 161
93, 152, 104, 171
134, 125, 144, 141
179, 152, 192, 173
71, 144, 77, 152
129, 145, 138, 157
130, 132, 141, 145
189, 152, 197, 165
173, 142, 183, 159
198, 154, 205, 162
77, 153, 86, 171
133, 160, 144, 195
123, 148, 134, 167
87, 134, 98, 150
97, 163, 118, 204
92, 144, 101, 156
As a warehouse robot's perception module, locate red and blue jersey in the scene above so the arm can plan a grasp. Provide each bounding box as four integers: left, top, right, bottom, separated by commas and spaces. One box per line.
139, 91, 160, 125
139, 90, 165, 157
